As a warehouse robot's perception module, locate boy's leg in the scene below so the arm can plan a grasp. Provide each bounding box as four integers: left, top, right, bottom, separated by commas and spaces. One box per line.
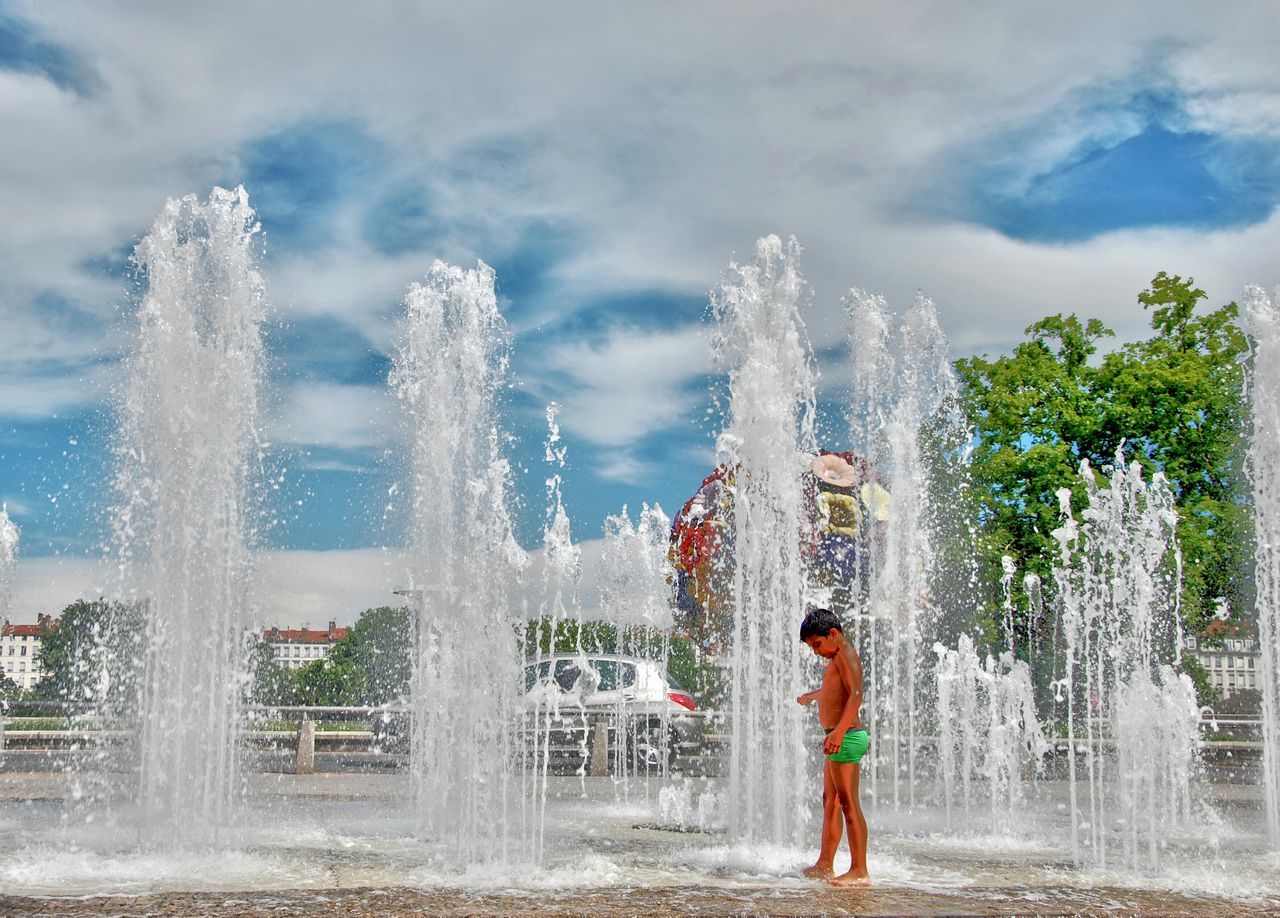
803, 758, 840, 878
831, 760, 870, 886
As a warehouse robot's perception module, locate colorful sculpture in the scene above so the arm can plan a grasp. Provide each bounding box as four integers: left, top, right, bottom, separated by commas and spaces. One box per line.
669, 451, 890, 647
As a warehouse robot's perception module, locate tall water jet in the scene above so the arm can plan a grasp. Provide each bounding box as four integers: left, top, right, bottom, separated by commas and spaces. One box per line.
1051, 452, 1197, 869
528, 402, 586, 850
599, 503, 677, 786
599, 504, 674, 635
112, 186, 266, 844
845, 290, 965, 810
1243, 283, 1280, 846
391, 260, 529, 864
932, 634, 1047, 832
713, 235, 816, 846
0, 506, 18, 619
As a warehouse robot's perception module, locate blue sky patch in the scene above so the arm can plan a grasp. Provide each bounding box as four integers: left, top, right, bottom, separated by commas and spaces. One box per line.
238, 120, 386, 252
938, 90, 1280, 242
0, 411, 112, 557
361, 180, 439, 256
263, 316, 389, 387
0, 9, 99, 95
490, 219, 580, 306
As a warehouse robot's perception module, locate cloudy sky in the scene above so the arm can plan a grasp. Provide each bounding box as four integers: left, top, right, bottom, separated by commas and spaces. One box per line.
4, 1, 1280, 622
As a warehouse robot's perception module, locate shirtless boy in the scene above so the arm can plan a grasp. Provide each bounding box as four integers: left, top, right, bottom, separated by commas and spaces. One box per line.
797, 608, 870, 886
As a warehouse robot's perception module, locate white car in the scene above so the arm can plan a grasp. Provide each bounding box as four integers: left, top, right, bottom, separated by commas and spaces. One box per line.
521, 654, 702, 770
522, 654, 698, 713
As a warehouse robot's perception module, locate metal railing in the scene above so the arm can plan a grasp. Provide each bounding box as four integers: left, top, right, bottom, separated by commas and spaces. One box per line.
0, 703, 1265, 776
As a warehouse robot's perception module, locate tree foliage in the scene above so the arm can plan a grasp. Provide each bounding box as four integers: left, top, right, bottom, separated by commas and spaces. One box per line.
956, 273, 1247, 646
33, 599, 145, 706
326, 606, 411, 705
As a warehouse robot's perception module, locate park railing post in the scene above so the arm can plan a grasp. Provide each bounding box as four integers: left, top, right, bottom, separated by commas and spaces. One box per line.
588, 715, 609, 777
295, 716, 315, 775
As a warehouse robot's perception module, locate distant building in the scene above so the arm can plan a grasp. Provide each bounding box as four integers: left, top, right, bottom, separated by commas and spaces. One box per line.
1, 613, 59, 692
263, 620, 349, 670
1184, 619, 1260, 700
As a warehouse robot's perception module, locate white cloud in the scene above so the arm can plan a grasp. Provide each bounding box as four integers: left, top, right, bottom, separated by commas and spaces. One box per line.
4, 1, 1280, 368
6, 0, 1280, 542
536, 325, 711, 448
267, 381, 394, 451
9, 555, 112, 621
252, 548, 407, 625
7, 538, 619, 629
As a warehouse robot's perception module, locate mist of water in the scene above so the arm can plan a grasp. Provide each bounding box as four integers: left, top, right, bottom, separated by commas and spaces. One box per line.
390, 260, 529, 864
712, 235, 817, 847
599, 504, 674, 633
1243, 283, 1280, 847
1051, 452, 1197, 869
933, 634, 1047, 833
0, 506, 18, 619
598, 503, 677, 790
111, 186, 266, 846
845, 290, 965, 812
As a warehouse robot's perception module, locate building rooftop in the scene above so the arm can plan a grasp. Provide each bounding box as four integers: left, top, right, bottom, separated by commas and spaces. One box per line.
263, 620, 348, 645
1, 613, 59, 637
1200, 619, 1259, 641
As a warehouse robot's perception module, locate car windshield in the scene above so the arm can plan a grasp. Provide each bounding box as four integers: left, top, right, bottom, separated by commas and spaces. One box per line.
523, 657, 656, 696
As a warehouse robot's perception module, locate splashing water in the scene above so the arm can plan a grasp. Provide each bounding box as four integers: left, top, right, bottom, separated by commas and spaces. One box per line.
1051, 452, 1197, 869
0, 506, 18, 618
527, 402, 589, 844
846, 291, 966, 811
112, 186, 266, 846
599, 504, 674, 631
712, 235, 817, 847
390, 260, 529, 865
932, 634, 1048, 833
598, 503, 678, 790
1243, 284, 1280, 847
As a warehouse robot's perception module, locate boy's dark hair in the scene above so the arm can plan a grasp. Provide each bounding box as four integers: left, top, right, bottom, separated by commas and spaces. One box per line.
799, 608, 843, 640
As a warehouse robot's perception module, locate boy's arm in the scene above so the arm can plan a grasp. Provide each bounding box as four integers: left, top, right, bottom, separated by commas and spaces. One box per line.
822, 645, 863, 753
796, 690, 820, 706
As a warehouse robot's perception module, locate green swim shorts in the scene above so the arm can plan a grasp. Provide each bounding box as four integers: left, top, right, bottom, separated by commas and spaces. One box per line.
826, 728, 870, 764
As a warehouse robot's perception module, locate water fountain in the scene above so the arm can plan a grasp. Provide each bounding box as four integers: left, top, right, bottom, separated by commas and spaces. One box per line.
3, 211, 1280, 912
111, 185, 266, 846
390, 259, 530, 864
932, 634, 1047, 832
711, 234, 817, 848
844, 289, 968, 812
0, 506, 18, 619
1243, 283, 1280, 846
598, 503, 678, 786
1050, 451, 1199, 869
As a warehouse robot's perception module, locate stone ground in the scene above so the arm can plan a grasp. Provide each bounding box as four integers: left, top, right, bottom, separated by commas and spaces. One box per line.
1, 772, 1276, 916
1, 884, 1276, 917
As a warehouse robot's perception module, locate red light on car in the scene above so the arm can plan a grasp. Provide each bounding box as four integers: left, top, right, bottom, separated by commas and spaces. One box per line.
667, 691, 697, 711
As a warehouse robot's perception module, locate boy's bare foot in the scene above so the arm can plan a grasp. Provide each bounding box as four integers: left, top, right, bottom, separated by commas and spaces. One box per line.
802, 862, 834, 879
830, 869, 870, 887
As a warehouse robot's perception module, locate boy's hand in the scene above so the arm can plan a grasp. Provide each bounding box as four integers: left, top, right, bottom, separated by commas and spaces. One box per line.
823, 729, 845, 755
796, 692, 816, 706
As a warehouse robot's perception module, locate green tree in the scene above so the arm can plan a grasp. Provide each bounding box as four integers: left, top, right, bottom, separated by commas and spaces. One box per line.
957, 274, 1248, 646
955, 314, 1115, 619
1095, 273, 1248, 631
291, 658, 368, 706
326, 606, 411, 705
0, 669, 22, 702
246, 637, 295, 706
34, 599, 145, 706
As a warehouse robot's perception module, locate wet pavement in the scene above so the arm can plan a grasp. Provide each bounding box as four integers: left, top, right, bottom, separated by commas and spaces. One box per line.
1, 884, 1276, 916
0, 772, 1276, 916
